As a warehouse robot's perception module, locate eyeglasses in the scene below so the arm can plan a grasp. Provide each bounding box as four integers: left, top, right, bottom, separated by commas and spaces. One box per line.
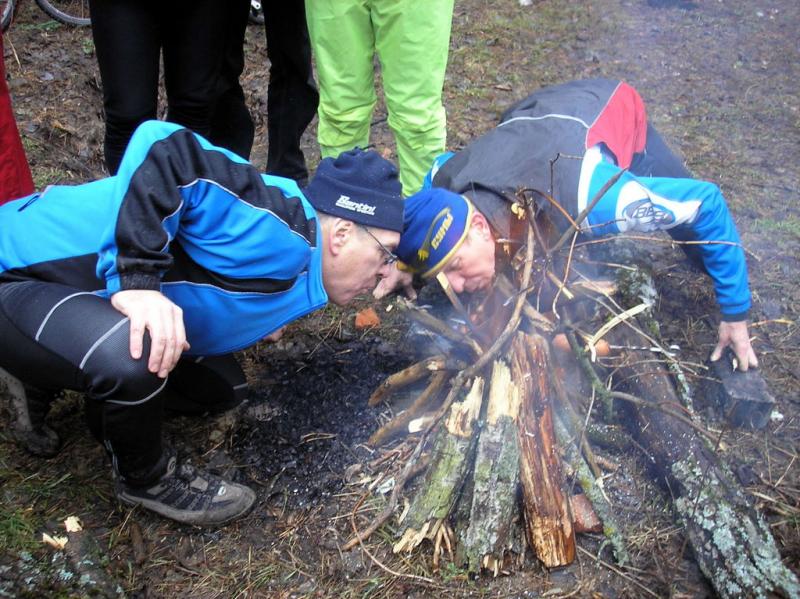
359, 225, 398, 266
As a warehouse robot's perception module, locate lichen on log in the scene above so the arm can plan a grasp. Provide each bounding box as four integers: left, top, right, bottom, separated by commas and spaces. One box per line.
551, 409, 629, 565
610, 324, 800, 598
671, 454, 800, 599
393, 377, 484, 554
458, 359, 522, 574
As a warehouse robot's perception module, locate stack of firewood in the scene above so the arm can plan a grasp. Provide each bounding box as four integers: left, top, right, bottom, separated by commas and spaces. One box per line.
349, 196, 798, 598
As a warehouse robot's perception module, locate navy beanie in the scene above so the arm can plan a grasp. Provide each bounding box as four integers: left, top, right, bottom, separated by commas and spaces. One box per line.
304, 148, 404, 233
396, 188, 473, 278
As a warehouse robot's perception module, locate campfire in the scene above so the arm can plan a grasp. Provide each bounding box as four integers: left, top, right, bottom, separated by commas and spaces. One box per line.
347, 189, 797, 598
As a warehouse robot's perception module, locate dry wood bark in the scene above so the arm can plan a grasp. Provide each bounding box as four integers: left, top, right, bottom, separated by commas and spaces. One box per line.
514, 332, 575, 567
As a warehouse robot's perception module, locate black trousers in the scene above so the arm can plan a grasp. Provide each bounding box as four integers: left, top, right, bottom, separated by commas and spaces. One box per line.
632, 124, 692, 180
208, 0, 255, 160
263, 0, 319, 185
0, 281, 247, 486
88, 0, 234, 174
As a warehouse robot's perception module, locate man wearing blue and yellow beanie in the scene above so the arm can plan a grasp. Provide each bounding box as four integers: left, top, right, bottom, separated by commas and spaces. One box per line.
384, 78, 759, 373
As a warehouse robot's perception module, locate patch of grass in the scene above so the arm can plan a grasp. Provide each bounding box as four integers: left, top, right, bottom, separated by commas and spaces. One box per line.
30, 166, 69, 189
0, 505, 38, 553
439, 561, 469, 583
18, 20, 61, 32
752, 217, 800, 239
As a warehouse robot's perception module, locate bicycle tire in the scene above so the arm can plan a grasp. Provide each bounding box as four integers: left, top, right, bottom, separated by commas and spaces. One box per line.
34, 0, 90, 26
248, 1, 264, 25
2, 0, 16, 32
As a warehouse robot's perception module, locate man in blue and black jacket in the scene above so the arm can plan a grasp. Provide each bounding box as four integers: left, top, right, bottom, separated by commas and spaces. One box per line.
0, 120, 404, 526
379, 79, 757, 371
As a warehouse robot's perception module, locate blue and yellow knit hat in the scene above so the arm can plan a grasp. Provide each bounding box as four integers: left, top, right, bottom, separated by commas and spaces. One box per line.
396, 188, 473, 278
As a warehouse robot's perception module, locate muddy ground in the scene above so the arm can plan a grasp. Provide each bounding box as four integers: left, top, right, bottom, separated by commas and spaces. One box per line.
1, 0, 799, 597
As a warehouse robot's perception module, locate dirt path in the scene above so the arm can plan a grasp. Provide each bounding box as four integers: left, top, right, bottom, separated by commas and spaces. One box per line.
1, 0, 798, 597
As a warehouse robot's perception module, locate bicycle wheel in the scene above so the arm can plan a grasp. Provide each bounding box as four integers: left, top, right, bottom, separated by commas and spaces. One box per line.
2, 0, 16, 32
34, 0, 90, 26
248, 0, 264, 25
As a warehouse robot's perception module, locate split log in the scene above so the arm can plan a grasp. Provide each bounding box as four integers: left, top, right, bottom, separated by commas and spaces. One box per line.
393, 377, 484, 554
514, 332, 575, 567
548, 365, 630, 564
610, 325, 800, 599
457, 360, 521, 574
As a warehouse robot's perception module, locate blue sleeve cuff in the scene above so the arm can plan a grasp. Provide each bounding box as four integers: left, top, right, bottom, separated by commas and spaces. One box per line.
720, 310, 749, 322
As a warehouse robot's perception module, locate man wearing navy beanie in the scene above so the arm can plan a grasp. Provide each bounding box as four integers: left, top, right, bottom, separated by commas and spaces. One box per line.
380, 79, 757, 374
0, 121, 403, 527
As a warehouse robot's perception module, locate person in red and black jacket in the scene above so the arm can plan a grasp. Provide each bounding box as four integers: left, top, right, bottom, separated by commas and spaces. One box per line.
0, 31, 34, 206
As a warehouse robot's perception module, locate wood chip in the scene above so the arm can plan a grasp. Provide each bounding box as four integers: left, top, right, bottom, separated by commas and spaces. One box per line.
42, 532, 68, 550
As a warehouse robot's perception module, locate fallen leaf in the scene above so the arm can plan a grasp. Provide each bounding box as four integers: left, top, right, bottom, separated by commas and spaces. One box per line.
355, 307, 380, 329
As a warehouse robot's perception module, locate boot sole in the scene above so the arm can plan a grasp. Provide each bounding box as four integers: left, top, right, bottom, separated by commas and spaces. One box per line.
117, 485, 256, 527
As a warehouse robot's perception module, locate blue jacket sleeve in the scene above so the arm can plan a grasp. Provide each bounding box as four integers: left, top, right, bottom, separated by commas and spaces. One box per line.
585, 158, 751, 319
96, 121, 312, 294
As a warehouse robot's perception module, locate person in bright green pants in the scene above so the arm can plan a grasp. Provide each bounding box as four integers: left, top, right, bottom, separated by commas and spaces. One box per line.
305, 0, 454, 196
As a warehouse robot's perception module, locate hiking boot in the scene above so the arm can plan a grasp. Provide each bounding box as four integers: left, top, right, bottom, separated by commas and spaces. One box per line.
116, 456, 256, 526
0, 369, 61, 458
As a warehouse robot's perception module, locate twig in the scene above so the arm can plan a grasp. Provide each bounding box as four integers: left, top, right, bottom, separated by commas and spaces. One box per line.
397, 300, 484, 357
436, 272, 482, 339
368, 355, 448, 407
368, 371, 449, 446
550, 169, 627, 255
576, 546, 659, 598
607, 391, 716, 442
574, 234, 760, 262
347, 491, 441, 587
496, 275, 554, 332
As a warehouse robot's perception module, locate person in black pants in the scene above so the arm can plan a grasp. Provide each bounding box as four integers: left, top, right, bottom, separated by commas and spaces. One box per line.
88, 0, 234, 174
208, 0, 255, 161
0, 120, 405, 527
262, 0, 319, 186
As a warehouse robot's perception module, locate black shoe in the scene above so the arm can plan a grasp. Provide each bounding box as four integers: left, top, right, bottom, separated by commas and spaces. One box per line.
116, 456, 256, 526
1, 370, 61, 458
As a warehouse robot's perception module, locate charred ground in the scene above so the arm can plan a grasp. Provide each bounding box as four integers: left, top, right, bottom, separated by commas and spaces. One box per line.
1, 0, 799, 597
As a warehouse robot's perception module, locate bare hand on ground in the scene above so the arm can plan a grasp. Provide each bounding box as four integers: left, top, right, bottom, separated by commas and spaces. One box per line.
711, 320, 758, 371
111, 289, 190, 378
373, 264, 416, 300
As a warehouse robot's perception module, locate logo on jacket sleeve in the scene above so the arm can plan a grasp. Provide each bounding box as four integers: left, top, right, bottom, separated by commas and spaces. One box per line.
335, 194, 376, 216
